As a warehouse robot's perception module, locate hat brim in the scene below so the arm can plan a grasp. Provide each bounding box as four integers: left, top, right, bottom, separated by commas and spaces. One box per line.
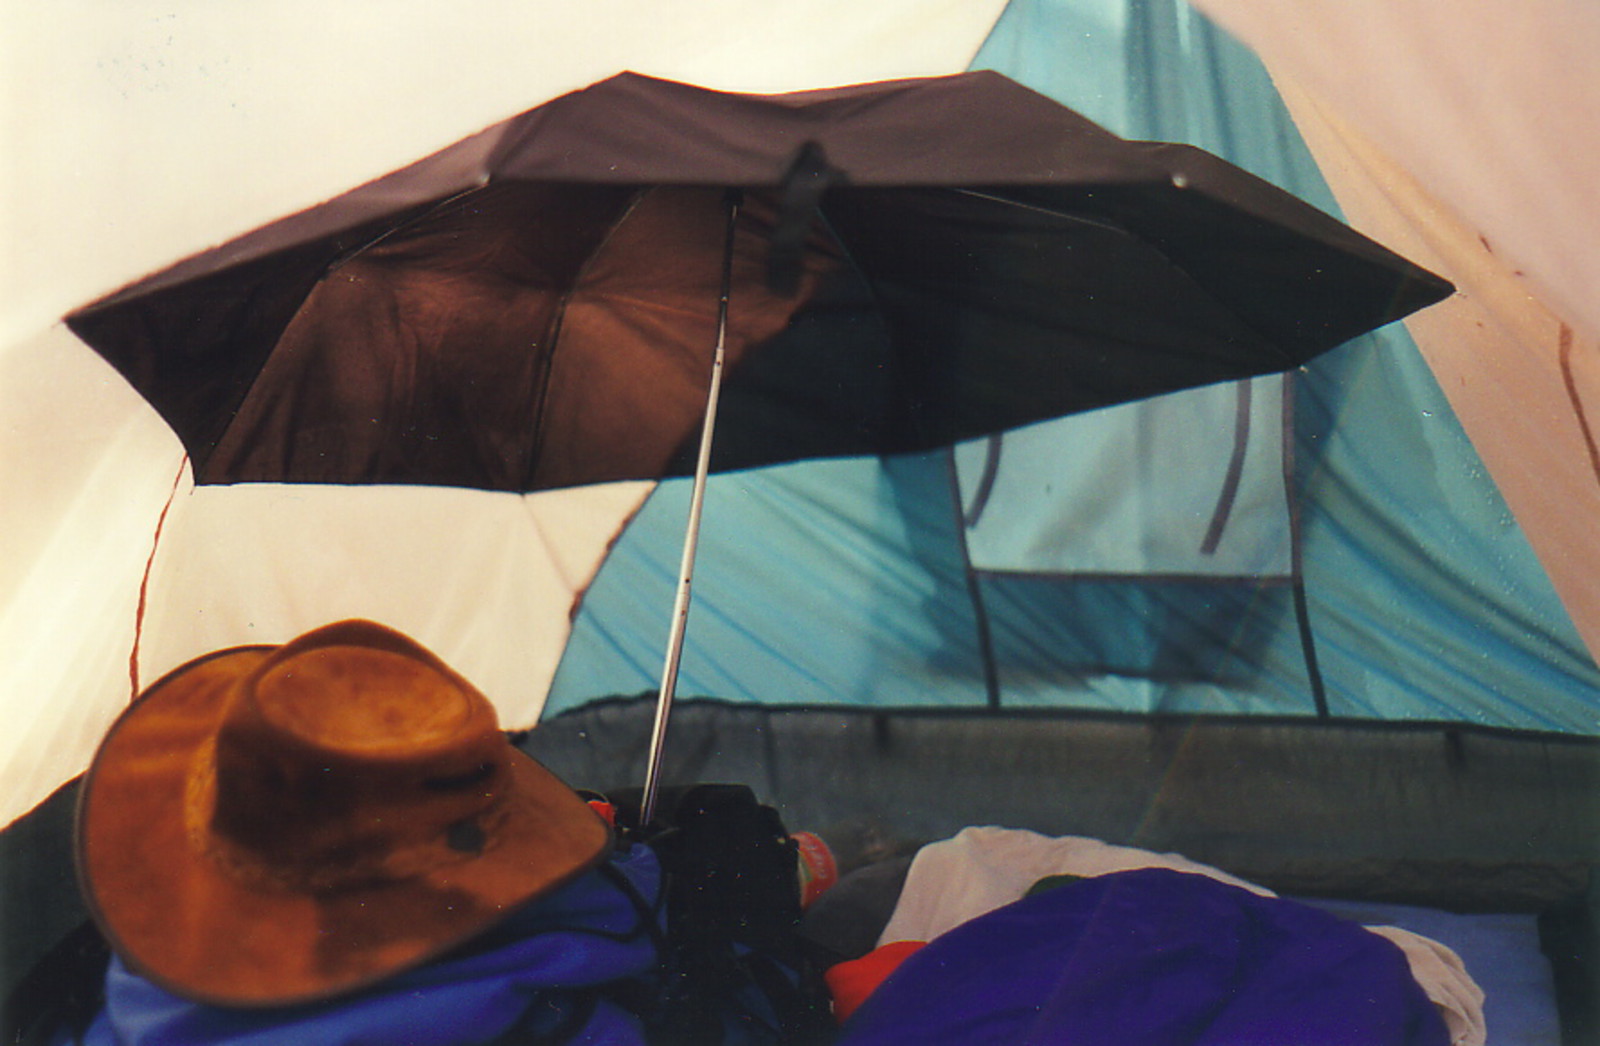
78, 645, 612, 1007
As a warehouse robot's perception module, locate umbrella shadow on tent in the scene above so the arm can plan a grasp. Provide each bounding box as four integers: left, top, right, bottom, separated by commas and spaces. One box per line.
896, 395, 1305, 709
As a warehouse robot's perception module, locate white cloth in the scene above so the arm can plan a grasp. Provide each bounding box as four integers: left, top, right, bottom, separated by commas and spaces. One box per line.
877, 826, 1273, 946
879, 827, 1485, 1046
1368, 925, 1487, 1046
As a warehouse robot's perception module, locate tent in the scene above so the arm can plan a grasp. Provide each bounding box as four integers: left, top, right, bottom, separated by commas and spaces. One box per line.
3, 0, 1598, 1037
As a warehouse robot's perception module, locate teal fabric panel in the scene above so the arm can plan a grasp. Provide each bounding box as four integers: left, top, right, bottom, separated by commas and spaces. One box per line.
973, 0, 1317, 182
973, 0, 1600, 729
960, 0, 1324, 717
955, 376, 1292, 578
1296, 336, 1600, 729
546, 454, 989, 711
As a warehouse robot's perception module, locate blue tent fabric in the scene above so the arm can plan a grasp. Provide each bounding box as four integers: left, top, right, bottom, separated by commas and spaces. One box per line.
834, 868, 1449, 1046
54, 844, 664, 1046
546, 0, 1600, 733
966, 0, 1600, 727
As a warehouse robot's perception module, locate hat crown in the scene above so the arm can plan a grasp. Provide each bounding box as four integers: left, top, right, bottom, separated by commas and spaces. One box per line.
80, 618, 610, 1007
250, 645, 477, 753
203, 628, 511, 891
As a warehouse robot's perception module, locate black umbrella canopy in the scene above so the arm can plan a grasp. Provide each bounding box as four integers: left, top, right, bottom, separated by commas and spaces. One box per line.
66, 71, 1452, 493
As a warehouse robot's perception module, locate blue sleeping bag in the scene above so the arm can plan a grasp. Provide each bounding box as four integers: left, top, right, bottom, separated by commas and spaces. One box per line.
838, 868, 1448, 1046
54, 844, 666, 1046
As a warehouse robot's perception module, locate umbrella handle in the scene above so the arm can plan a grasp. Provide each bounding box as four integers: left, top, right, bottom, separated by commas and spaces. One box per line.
639, 191, 742, 827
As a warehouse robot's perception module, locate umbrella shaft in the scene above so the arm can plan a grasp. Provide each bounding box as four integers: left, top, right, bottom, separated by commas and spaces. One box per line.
640, 192, 741, 827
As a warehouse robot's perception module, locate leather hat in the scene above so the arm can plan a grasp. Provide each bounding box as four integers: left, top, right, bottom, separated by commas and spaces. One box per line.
76, 619, 611, 1007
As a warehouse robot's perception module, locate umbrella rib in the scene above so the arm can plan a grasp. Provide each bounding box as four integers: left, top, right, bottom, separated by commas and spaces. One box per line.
950, 186, 1300, 368
949, 187, 1131, 236
326, 184, 489, 272
524, 187, 653, 490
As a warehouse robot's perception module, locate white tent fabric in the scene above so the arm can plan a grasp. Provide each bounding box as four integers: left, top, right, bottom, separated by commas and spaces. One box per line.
0, 0, 1008, 829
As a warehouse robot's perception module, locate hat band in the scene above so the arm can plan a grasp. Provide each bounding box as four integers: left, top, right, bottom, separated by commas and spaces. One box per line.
184, 740, 510, 893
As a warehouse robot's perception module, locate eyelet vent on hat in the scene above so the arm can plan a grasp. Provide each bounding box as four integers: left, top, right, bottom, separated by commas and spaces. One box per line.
446, 818, 489, 854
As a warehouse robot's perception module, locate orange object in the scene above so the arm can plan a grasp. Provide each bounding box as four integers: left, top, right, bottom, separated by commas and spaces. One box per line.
825, 940, 927, 1023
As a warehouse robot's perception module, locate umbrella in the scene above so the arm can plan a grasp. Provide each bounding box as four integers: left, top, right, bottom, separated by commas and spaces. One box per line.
65, 70, 1449, 490
63, 70, 1452, 815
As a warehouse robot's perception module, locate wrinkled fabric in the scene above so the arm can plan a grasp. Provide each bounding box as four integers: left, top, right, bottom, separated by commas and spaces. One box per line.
877, 826, 1271, 947
841, 868, 1450, 1046
875, 826, 1484, 1038
61, 844, 663, 1046
1366, 926, 1486, 1046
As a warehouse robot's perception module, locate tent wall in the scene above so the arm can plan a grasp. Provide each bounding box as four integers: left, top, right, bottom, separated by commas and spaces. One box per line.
0, 2, 1008, 832
526, 698, 1600, 912
548, 0, 1600, 731
6, 0, 1600, 829
1186, 0, 1600, 714
6, 704, 1596, 1013
0, 782, 81, 1019
1275, 83, 1600, 696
